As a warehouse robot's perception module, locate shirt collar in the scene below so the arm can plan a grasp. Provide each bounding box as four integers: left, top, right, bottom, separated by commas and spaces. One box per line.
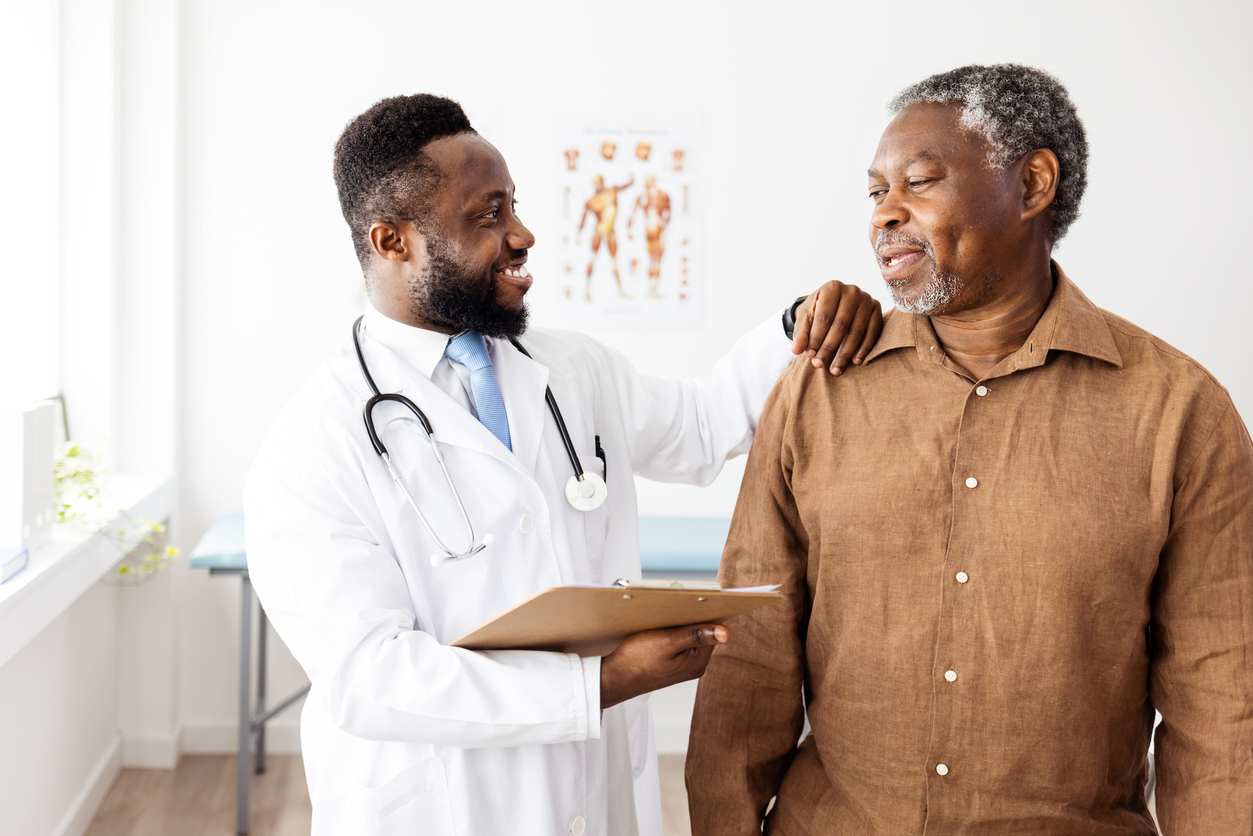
862, 261, 1122, 371
362, 302, 465, 380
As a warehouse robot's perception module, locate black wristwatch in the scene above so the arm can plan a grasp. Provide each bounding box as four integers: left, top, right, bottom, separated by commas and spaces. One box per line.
781, 295, 809, 340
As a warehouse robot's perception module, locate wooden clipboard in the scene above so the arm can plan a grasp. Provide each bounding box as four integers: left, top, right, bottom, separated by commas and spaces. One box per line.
449, 583, 783, 657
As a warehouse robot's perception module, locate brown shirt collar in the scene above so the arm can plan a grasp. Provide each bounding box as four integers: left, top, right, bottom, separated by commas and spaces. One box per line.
863, 261, 1124, 372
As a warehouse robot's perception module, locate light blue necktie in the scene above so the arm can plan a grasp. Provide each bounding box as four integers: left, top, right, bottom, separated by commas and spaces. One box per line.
444, 332, 513, 452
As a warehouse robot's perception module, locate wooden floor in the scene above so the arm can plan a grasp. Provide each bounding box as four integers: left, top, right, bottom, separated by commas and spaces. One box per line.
85, 753, 693, 835
658, 754, 692, 836
84, 756, 311, 836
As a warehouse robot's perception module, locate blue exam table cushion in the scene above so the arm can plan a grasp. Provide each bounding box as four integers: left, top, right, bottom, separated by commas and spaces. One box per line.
637, 516, 730, 573
189, 512, 247, 570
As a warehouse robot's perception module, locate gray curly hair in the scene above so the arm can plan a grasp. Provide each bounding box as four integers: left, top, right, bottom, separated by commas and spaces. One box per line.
889, 64, 1089, 243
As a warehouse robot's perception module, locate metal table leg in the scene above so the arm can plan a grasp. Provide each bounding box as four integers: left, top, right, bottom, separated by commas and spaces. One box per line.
256, 605, 268, 775
237, 573, 253, 835
204, 556, 308, 836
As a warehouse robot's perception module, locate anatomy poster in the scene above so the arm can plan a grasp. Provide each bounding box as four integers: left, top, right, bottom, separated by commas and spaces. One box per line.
551, 115, 701, 332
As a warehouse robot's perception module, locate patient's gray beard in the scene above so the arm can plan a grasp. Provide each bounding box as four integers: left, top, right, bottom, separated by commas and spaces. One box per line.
888, 268, 962, 315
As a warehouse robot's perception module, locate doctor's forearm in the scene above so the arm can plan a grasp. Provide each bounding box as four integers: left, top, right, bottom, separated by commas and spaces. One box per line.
624, 312, 794, 483
323, 644, 604, 748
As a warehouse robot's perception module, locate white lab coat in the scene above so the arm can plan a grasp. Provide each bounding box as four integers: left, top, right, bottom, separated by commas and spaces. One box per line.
243, 314, 793, 836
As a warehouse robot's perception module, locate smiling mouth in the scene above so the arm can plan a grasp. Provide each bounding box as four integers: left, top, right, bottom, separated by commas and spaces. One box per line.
874, 232, 932, 274
877, 250, 927, 281
498, 265, 531, 279
881, 252, 922, 268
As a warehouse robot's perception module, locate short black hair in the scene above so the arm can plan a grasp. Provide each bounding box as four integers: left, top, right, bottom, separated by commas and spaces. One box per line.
890, 64, 1089, 244
333, 94, 476, 268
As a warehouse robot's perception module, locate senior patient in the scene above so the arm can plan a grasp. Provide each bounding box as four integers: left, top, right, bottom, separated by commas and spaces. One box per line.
686, 64, 1253, 835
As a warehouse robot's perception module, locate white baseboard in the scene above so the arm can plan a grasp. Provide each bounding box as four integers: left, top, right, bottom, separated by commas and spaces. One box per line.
52, 734, 121, 836
181, 720, 302, 755
121, 725, 183, 769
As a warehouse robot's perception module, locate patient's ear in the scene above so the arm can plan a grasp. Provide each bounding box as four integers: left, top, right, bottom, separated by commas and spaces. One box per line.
1019, 148, 1059, 223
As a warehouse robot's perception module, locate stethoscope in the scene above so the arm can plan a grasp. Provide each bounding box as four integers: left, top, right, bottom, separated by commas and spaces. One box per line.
352, 316, 609, 567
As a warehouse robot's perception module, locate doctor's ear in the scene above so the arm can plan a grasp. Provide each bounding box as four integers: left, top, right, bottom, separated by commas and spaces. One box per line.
368, 221, 410, 262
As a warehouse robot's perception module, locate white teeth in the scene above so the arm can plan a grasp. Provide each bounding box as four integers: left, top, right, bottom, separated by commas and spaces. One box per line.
500, 265, 531, 279
884, 253, 918, 267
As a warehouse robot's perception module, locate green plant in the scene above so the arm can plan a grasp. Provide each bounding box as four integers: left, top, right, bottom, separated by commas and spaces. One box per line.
53, 442, 107, 524
54, 442, 180, 583
110, 514, 179, 582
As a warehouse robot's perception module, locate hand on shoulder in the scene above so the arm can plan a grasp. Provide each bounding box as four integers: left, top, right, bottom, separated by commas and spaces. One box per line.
790, 281, 884, 376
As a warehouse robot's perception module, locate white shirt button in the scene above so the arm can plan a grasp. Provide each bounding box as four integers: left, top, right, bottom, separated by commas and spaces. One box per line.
976, 385, 988, 397
936, 763, 949, 776
519, 513, 535, 534
944, 670, 957, 682
965, 476, 978, 489
570, 815, 587, 836
956, 571, 969, 583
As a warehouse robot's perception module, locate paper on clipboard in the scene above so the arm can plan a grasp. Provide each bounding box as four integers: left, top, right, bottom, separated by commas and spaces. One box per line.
449, 582, 784, 657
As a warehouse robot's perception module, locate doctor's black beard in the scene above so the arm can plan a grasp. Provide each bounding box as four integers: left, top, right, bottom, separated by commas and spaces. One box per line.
409, 233, 530, 339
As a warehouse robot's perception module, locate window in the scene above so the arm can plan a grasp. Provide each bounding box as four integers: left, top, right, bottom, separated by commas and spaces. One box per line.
0, 0, 60, 545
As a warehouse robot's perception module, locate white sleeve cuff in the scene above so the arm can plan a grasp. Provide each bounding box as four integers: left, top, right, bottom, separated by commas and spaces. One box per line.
580, 655, 602, 740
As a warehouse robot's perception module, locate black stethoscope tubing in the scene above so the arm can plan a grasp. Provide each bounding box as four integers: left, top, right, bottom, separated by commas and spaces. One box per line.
351, 315, 594, 492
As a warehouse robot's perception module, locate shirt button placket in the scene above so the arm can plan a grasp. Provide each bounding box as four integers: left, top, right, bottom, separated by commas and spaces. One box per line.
946, 414, 979, 802
938, 387, 988, 801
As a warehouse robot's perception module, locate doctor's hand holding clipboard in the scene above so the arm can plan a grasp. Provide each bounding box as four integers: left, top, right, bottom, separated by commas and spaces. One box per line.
452, 580, 786, 709
599, 622, 730, 708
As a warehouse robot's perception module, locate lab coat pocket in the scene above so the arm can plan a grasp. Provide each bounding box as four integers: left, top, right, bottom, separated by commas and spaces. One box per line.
364, 756, 455, 827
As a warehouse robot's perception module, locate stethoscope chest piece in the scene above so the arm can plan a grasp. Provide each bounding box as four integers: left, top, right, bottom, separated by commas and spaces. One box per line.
565, 472, 608, 511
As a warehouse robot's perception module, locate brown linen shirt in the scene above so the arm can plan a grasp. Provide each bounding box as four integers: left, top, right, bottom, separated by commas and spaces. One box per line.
686, 265, 1253, 835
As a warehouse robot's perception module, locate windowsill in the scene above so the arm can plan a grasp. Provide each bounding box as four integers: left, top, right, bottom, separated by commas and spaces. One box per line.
0, 472, 174, 670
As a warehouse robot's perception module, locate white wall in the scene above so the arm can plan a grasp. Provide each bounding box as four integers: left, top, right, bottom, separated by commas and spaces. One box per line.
0, 556, 184, 836
0, 584, 121, 836
172, 0, 1253, 754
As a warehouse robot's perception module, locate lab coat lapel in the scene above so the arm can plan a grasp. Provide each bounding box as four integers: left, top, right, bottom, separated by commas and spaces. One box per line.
491, 339, 549, 478
348, 334, 515, 472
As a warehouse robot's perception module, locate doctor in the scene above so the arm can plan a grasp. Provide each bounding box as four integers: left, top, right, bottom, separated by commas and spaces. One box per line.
244, 93, 881, 836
